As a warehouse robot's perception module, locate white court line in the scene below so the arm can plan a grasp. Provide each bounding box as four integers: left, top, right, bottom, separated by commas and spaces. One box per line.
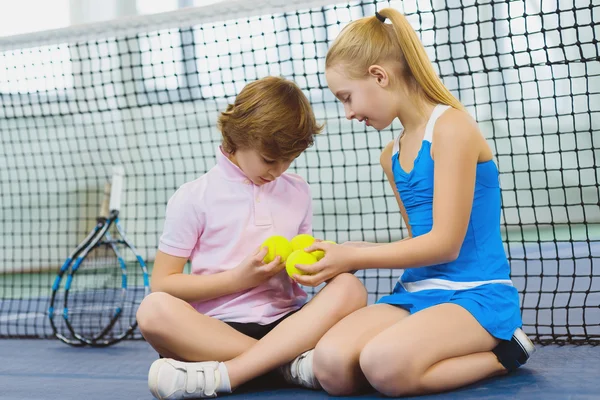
0, 303, 141, 322
0, 312, 46, 322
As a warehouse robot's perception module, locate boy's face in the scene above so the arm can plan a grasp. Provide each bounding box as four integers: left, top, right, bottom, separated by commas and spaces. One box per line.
229, 148, 294, 186
326, 66, 396, 131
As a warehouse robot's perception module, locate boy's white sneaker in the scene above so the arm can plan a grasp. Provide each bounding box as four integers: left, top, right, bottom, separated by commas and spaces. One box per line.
148, 358, 221, 399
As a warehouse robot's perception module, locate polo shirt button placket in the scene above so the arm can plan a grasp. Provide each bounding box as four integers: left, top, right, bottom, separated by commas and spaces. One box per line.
253, 184, 271, 226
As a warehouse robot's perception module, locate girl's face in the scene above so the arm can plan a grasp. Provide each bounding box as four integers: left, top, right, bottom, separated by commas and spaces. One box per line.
326, 66, 397, 131
228, 148, 293, 186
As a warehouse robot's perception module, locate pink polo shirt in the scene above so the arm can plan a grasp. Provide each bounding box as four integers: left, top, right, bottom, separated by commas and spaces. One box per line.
158, 147, 310, 324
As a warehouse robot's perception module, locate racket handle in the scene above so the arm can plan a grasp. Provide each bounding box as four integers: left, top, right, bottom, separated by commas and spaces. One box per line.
100, 182, 111, 217
109, 166, 125, 212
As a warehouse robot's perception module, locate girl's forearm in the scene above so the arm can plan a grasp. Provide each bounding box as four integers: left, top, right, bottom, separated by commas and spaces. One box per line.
350, 232, 456, 271
342, 236, 411, 248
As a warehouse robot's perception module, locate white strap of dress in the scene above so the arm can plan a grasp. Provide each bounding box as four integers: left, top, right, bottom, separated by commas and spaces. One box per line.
392, 132, 402, 155
423, 104, 451, 143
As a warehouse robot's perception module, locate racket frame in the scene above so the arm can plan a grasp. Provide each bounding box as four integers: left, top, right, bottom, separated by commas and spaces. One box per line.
49, 167, 150, 347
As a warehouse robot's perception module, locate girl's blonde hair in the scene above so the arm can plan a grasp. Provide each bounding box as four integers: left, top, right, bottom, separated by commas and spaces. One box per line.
218, 76, 323, 160
326, 8, 463, 111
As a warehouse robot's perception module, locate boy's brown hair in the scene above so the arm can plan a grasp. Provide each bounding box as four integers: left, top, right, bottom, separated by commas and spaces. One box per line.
218, 76, 323, 160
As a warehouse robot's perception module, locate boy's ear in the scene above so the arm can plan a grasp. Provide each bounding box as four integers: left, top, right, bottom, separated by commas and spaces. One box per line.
368, 65, 390, 88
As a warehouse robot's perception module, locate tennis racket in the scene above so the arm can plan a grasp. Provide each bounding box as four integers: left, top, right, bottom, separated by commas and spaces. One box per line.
49, 166, 150, 346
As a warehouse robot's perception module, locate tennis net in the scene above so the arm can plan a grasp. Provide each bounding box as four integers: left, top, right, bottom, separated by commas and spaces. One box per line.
0, 0, 598, 344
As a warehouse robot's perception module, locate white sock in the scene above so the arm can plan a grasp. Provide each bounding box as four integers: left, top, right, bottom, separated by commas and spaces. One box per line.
216, 362, 232, 393
297, 351, 315, 383
294, 350, 320, 389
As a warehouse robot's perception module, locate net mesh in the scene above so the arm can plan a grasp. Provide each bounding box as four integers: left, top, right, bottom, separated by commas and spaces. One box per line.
0, 0, 598, 344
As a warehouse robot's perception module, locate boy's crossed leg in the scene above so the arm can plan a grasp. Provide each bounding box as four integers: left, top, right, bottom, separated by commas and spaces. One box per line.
139, 273, 367, 399
137, 292, 258, 362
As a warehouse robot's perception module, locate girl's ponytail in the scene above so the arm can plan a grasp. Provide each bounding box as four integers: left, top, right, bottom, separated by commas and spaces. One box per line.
377, 8, 463, 110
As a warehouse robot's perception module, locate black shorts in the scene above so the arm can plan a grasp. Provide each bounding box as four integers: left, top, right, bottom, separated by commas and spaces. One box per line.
224, 308, 299, 340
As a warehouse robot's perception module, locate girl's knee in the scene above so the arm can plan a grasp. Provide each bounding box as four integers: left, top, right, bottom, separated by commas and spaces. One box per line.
359, 341, 421, 397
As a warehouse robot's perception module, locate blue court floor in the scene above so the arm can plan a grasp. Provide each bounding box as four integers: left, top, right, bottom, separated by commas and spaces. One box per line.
1, 339, 598, 400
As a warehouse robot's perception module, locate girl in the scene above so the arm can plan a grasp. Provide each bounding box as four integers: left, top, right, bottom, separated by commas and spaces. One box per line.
293, 8, 535, 397
137, 76, 367, 399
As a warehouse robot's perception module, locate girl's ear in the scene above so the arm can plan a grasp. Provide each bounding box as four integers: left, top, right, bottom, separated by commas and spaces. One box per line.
368, 65, 390, 88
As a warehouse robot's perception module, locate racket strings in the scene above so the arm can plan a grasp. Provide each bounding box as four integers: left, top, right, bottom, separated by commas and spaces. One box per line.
68, 243, 124, 339
66, 234, 148, 343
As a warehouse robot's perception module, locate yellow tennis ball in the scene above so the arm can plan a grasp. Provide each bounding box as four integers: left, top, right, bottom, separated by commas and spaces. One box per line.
312, 240, 336, 261
261, 235, 293, 263
290, 234, 315, 251
286, 250, 317, 277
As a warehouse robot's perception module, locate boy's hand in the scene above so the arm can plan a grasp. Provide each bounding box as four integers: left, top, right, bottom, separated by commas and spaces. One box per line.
233, 247, 286, 289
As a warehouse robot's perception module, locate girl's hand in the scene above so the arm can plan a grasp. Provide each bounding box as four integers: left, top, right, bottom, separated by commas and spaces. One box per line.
233, 247, 285, 289
291, 241, 358, 287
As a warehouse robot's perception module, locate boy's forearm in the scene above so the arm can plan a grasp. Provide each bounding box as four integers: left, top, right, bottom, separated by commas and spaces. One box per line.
152, 269, 246, 303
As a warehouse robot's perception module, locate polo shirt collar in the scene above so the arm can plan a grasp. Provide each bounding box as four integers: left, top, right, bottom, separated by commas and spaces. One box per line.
216, 146, 251, 183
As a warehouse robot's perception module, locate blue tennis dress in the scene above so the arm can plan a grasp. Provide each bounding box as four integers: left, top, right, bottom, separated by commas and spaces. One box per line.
377, 104, 522, 340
